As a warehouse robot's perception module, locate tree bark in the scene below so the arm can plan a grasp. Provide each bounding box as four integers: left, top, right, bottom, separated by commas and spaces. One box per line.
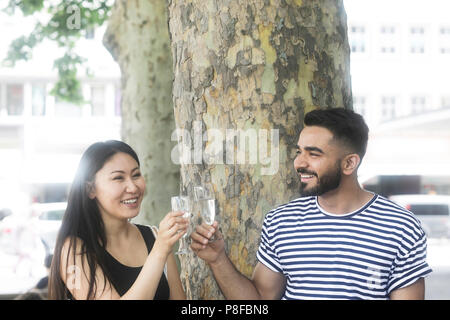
103, 0, 179, 226
168, 0, 352, 299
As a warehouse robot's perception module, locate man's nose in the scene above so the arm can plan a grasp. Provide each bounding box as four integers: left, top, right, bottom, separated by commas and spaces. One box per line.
294, 153, 308, 171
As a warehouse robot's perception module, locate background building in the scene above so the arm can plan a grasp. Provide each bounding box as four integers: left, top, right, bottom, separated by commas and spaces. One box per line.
0, 10, 121, 209
345, 0, 450, 196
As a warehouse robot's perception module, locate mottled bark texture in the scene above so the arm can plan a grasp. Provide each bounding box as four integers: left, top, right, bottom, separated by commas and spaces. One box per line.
169, 0, 352, 299
103, 0, 179, 226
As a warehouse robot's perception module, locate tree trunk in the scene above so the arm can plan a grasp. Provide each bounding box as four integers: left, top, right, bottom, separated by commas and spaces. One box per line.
168, 0, 352, 299
103, 0, 179, 226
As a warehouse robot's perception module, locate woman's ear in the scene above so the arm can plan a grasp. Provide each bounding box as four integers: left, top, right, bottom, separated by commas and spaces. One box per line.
342, 153, 361, 176
86, 181, 96, 200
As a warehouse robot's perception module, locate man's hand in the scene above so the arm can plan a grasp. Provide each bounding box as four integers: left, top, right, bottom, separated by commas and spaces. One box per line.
190, 221, 226, 265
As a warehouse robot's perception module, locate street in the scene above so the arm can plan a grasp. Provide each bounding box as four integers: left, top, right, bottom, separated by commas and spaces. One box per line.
425, 238, 450, 300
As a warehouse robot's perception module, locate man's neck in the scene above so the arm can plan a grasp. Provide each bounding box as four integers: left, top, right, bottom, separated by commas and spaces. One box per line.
317, 181, 373, 215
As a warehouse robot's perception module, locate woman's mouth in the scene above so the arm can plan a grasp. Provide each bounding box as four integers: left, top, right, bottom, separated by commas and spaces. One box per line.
121, 197, 139, 207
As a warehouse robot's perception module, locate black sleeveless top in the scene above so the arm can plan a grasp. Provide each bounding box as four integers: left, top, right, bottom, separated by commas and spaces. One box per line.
103, 224, 170, 299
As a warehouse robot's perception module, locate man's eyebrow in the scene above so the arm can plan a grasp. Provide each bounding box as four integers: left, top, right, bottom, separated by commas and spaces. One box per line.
296, 145, 324, 154
110, 167, 139, 174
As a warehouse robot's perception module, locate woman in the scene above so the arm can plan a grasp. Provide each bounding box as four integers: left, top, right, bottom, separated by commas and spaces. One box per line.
48, 140, 188, 300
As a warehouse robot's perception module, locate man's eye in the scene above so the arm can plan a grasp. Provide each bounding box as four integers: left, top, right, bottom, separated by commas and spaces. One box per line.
295, 150, 301, 154
310, 153, 319, 157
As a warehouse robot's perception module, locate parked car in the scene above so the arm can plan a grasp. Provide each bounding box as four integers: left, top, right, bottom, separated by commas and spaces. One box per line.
0, 208, 12, 221
30, 202, 67, 254
389, 194, 450, 239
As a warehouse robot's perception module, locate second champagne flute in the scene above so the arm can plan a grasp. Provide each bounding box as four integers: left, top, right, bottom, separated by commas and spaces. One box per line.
171, 195, 192, 255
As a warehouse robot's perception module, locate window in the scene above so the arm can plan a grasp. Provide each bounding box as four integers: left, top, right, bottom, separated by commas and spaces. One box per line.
379, 25, 397, 54
411, 96, 426, 114
91, 85, 105, 116
0, 84, 4, 116
85, 26, 95, 40
410, 26, 426, 54
441, 96, 450, 109
409, 204, 449, 216
32, 84, 46, 116
6, 84, 24, 116
353, 96, 367, 117
439, 26, 450, 54
349, 25, 366, 53
381, 96, 396, 121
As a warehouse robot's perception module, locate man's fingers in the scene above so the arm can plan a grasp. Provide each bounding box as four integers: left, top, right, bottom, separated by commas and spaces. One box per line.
190, 241, 206, 251
196, 223, 216, 237
191, 229, 209, 245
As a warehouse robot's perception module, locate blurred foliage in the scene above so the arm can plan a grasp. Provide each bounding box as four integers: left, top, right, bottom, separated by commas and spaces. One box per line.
2, 0, 113, 104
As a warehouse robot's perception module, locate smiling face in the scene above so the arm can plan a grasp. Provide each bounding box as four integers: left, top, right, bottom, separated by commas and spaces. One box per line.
294, 126, 345, 197
88, 152, 146, 222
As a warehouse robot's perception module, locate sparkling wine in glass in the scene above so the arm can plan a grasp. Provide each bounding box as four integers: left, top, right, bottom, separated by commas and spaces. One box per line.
194, 184, 216, 242
171, 195, 191, 255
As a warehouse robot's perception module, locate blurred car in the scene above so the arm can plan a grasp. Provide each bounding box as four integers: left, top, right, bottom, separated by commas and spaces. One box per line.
0, 208, 12, 221
30, 202, 67, 253
389, 194, 450, 239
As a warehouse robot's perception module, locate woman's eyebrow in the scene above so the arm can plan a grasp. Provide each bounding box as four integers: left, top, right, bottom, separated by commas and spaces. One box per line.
110, 167, 139, 174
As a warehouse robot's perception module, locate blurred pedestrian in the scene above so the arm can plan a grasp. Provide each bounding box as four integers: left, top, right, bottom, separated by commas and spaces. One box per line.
48, 140, 188, 300
14, 254, 53, 300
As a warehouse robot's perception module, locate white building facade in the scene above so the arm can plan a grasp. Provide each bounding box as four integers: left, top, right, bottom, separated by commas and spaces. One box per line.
345, 0, 450, 195
0, 10, 121, 205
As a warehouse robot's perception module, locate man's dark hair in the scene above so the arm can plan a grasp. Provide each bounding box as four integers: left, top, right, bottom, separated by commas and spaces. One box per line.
304, 108, 369, 160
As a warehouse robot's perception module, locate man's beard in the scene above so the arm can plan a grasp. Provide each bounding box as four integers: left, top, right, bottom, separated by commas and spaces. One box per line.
298, 161, 342, 197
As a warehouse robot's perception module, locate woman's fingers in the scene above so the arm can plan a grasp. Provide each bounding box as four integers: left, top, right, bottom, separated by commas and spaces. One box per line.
161, 211, 189, 231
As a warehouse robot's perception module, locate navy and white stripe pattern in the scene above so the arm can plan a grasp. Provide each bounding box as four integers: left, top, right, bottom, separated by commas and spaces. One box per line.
257, 194, 432, 300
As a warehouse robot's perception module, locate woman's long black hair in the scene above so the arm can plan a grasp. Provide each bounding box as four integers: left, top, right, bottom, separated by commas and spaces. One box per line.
48, 140, 140, 300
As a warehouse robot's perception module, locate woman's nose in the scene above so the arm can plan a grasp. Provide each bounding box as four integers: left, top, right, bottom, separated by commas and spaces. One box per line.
125, 178, 139, 193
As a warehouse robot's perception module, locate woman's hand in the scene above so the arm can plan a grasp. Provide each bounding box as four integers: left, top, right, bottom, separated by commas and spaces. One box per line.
152, 211, 189, 257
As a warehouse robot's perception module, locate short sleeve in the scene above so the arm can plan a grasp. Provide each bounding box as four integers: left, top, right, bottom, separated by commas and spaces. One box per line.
256, 213, 283, 274
387, 228, 432, 294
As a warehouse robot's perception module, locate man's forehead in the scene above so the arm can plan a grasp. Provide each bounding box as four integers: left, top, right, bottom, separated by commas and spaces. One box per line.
298, 126, 334, 146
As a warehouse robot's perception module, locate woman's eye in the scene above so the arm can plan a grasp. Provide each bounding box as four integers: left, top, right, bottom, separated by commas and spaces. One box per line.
133, 173, 141, 178
113, 176, 123, 180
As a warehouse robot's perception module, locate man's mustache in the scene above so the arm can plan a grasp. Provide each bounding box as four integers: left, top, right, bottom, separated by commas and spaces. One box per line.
296, 169, 317, 177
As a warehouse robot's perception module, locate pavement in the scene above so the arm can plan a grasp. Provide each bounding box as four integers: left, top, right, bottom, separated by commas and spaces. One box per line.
425, 238, 450, 300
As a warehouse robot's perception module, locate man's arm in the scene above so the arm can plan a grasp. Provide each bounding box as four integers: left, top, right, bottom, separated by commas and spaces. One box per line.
389, 278, 425, 300
191, 222, 286, 299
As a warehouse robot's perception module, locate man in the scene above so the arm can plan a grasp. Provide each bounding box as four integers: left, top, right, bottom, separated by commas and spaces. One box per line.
191, 108, 432, 300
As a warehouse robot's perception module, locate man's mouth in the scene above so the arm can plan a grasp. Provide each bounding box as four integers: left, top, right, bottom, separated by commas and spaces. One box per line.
298, 171, 317, 182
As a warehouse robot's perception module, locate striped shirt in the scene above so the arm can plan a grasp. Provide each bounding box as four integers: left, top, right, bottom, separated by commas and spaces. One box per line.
256, 194, 432, 300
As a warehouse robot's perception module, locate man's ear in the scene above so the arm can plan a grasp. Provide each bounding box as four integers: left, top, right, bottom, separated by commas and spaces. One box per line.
86, 181, 96, 200
341, 153, 360, 176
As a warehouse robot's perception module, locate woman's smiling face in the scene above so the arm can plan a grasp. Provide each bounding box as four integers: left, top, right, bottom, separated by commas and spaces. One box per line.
89, 152, 146, 221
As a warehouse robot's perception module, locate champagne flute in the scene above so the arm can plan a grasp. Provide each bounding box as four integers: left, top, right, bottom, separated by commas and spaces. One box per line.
171, 195, 192, 255
194, 183, 216, 242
